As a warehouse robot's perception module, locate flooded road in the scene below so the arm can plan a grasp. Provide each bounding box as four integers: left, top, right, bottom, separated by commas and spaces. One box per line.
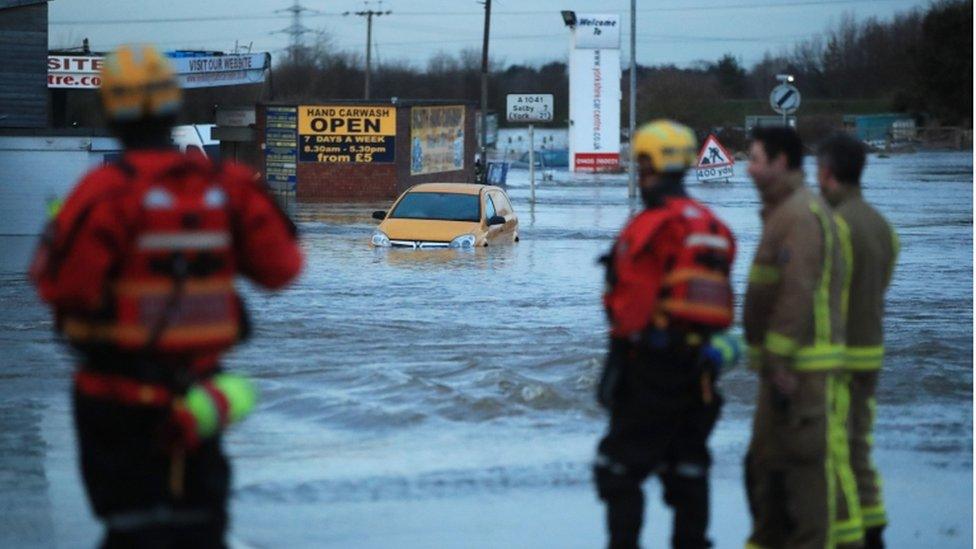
0, 151, 971, 547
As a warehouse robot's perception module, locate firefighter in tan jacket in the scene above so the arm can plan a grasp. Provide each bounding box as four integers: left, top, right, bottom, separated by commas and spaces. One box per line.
817, 134, 898, 549
743, 127, 857, 549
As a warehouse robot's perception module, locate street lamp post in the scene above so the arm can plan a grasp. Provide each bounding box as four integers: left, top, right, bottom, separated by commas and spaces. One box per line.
628, 0, 637, 199
480, 0, 492, 175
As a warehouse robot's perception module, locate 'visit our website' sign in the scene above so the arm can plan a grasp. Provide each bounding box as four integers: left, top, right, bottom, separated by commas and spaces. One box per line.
47, 53, 269, 89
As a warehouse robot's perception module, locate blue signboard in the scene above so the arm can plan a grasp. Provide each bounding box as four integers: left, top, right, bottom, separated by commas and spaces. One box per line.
486, 162, 509, 186
265, 106, 298, 191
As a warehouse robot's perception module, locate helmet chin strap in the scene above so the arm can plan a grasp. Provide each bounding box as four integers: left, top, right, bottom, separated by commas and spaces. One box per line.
112, 116, 177, 150
640, 173, 687, 208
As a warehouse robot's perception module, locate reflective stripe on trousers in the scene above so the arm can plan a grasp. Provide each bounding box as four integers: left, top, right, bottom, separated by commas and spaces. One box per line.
850, 373, 887, 529
831, 373, 864, 546
845, 346, 884, 371
105, 505, 213, 532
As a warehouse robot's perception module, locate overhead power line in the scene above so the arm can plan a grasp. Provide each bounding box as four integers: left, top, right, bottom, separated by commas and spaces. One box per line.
48, 0, 914, 25
51, 14, 281, 25
73, 31, 815, 54
305, 0, 913, 17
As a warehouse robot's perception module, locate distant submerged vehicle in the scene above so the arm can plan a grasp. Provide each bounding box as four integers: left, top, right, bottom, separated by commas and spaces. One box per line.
510, 149, 569, 170
370, 183, 519, 249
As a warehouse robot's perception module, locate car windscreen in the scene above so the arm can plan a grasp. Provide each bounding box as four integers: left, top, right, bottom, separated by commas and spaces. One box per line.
389, 192, 481, 222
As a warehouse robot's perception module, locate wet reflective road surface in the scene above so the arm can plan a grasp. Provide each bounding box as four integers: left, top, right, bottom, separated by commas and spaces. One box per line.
0, 151, 971, 547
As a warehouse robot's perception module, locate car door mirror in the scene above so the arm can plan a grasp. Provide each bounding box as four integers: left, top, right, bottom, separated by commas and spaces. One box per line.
372, 210, 387, 220
488, 215, 506, 226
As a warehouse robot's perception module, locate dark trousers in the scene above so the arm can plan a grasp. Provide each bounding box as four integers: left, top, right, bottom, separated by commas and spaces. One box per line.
73, 390, 230, 548
594, 354, 720, 549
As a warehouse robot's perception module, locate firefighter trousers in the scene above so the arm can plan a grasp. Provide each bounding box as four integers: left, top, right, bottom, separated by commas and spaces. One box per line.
745, 372, 862, 549
847, 371, 886, 533
73, 389, 230, 548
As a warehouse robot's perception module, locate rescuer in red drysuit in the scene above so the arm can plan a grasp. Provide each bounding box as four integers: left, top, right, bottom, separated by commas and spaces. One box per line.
30, 44, 302, 547
595, 120, 738, 549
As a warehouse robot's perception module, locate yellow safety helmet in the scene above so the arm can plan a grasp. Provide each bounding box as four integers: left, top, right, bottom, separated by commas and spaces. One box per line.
99, 45, 182, 122
631, 119, 698, 173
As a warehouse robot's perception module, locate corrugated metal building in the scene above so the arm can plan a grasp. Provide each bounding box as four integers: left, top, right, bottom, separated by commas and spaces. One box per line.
0, 0, 48, 128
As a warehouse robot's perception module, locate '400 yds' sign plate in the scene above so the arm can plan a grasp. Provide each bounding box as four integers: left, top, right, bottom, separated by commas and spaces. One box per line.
298, 106, 396, 163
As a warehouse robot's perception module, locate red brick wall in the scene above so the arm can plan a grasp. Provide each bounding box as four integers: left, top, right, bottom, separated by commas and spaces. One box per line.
259, 102, 476, 203
296, 162, 397, 201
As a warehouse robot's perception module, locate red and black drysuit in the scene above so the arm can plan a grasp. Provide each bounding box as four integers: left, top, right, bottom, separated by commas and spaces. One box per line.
31, 150, 302, 547
595, 187, 735, 549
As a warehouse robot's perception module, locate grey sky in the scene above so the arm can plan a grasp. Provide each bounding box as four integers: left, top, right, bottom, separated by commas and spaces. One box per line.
49, 0, 928, 68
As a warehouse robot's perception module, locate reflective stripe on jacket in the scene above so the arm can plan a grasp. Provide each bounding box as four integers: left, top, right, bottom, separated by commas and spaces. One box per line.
743, 172, 848, 372
835, 187, 898, 371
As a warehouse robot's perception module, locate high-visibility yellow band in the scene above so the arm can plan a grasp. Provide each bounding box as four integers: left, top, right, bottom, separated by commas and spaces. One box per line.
182, 388, 220, 438
745, 542, 770, 549
832, 378, 864, 544
765, 331, 798, 356
810, 201, 834, 345
845, 345, 885, 371
861, 503, 887, 528
749, 341, 845, 371
825, 374, 837, 549
793, 344, 845, 371
748, 264, 780, 284
833, 520, 865, 544
835, 214, 853, 324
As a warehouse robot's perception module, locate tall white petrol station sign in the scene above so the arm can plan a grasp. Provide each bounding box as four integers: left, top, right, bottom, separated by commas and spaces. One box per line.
568, 13, 621, 172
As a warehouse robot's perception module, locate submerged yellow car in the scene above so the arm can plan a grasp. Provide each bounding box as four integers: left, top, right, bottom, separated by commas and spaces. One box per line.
371, 183, 519, 248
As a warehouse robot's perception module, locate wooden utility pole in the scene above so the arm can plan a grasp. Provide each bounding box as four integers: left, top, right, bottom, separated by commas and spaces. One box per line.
479, 0, 492, 171
346, 5, 391, 99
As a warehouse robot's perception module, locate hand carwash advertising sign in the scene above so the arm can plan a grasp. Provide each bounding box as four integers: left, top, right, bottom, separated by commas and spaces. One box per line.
298, 105, 396, 163
568, 13, 621, 172
48, 52, 269, 89
695, 134, 735, 182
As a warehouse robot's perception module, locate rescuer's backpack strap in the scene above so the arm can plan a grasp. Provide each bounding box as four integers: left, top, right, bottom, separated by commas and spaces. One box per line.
656, 199, 734, 332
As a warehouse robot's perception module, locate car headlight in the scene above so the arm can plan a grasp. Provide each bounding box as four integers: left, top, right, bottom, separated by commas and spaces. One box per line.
449, 234, 476, 249
371, 231, 390, 247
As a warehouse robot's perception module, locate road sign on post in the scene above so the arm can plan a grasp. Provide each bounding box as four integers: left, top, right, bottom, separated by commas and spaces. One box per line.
770, 83, 801, 127
507, 94, 554, 204
506, 94, 554, 123
769, 84, 801, 114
